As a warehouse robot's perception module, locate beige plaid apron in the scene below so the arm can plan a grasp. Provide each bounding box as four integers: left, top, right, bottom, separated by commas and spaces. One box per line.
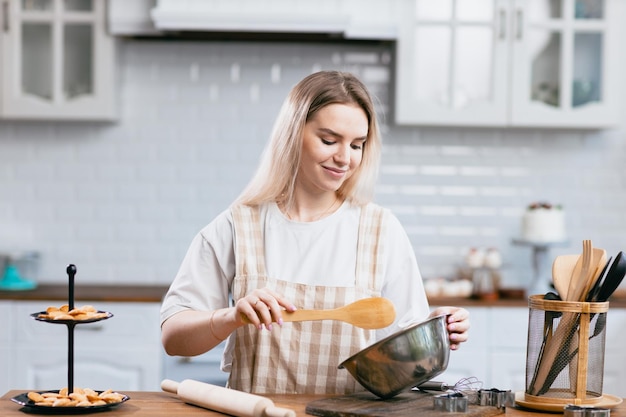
227, 203, 386, 394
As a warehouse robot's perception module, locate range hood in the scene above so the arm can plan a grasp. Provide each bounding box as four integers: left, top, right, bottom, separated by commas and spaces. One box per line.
108, 0, 400, 40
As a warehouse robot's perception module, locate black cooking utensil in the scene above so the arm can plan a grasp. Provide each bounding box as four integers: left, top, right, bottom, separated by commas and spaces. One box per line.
586, 256, 612, 302
585, 251, 626, 347
527, 291, 561, 394
594, 251, 626, 302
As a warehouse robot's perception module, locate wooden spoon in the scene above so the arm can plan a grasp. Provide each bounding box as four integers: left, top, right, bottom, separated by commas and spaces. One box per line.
552, 254, 579, 300
580, 248, 607, 301
566, 240, 593, 301
568, 247, 606, 393
243, 297, 396, 330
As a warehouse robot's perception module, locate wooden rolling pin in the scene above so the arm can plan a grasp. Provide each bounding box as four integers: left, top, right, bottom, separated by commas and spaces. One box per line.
161, 379, 296, 417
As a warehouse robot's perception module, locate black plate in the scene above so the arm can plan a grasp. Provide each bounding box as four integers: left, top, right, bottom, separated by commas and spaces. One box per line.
11, 391, 129, 415
30, 311, 113, 324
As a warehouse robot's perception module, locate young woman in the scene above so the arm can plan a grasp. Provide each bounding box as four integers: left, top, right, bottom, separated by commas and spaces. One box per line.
160, 70, 470, 394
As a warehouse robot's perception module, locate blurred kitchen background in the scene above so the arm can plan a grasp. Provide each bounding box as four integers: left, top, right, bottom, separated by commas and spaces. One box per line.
1, 0, 625, 293
2, 0, 626, 396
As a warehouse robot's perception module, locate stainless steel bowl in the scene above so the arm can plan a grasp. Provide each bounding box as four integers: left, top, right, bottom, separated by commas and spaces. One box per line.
339, 314, 450, 399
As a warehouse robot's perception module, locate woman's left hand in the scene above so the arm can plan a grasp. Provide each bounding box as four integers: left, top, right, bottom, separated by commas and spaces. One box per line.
429, 306, 470, 350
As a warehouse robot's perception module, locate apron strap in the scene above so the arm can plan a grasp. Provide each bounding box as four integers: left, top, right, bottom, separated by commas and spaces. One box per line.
231, 205, 267, 278
355, 203, 386, 292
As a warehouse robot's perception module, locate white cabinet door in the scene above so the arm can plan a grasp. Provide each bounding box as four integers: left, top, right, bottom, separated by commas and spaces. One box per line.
490, 352, 527, 392
509, 0, 621, 127
488, 307, 528, 392
434, 307, 491, 386
395, 0, 510, 126
163, 341, 229, 387
432, 305, 528, 390
13, 347, 161, 391
395, 0, 622, 128
11, 300, 163, 391
1, 0, 116, 120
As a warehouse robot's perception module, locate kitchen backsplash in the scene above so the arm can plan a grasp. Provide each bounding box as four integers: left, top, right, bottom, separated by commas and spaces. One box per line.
1, 39, 625, 289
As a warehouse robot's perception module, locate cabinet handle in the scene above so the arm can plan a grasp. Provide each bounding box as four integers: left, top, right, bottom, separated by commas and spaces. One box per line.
2, 1, 8, 32
516, 9, 524, 40
498, 9, 507, 39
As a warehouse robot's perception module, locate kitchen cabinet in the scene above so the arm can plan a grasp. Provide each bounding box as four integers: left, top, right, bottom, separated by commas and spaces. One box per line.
0, 0, 116, 120
0, 300, 162, 392
434, 306, 527, 391
488, 307, 528, 391
395, 0, 622, 128
436, 307, 490, 387
163, 342, 228, 387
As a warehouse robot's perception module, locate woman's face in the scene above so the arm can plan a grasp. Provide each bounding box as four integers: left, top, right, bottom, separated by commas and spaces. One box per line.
297, 103, 368, 195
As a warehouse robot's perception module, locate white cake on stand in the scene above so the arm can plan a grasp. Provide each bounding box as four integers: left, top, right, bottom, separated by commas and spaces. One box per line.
515, 202, 567, 296
521, 202, 566, 243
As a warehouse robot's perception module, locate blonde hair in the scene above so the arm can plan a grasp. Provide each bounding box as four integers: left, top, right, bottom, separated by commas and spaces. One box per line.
235, 70, 381, 208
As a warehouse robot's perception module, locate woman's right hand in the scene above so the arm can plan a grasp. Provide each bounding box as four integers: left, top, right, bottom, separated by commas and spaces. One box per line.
235, 287, 298, 330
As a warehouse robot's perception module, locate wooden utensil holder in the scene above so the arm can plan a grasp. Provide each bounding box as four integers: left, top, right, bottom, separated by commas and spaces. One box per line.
524, 295, 609, 407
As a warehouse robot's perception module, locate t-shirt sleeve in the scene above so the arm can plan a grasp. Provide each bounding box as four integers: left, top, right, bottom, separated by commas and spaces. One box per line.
160, 209, 236, 326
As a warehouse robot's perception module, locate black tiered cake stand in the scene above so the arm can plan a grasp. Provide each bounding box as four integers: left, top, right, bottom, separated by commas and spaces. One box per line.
11, 264, 128, 414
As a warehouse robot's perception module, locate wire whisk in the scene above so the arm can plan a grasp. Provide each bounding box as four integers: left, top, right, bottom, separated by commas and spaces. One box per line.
452, 376, 483, 393
415, 376, 483, 398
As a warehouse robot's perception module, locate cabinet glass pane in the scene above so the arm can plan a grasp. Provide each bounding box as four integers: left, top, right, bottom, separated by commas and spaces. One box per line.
64, 24, 93, 100
457, 0, 494, 22
415, 0, 452, 20
22, 0, 52, 11
22, 23, 52, 100
528, 0, 562, 21
414, 26, 450, 104
572, 32, 602, 107
575, 0, 604, 19
64, 0, 92, 12
454, 27, 493, 107
529, 31, 561, 107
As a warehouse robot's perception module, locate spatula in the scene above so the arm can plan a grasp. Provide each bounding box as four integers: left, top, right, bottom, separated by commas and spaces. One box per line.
552, 254, 579, 300
243, 297, 396, 329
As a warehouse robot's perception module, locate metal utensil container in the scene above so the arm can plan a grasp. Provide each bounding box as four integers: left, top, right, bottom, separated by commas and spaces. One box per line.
524, 295, 609, 406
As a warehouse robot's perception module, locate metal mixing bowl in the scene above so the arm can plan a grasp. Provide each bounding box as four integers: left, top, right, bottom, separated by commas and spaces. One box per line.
339, 314, 450, 399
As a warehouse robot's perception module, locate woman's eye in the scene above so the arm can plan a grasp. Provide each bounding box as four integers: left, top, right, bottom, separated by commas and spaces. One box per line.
351, 143, 363, 150
321, 138, 334, 145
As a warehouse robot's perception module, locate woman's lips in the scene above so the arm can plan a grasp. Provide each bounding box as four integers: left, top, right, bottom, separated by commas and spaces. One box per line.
323, 166, 347, 178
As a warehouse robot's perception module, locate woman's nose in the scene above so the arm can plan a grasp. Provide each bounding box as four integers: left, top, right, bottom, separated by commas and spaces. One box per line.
334, 144, 350, 164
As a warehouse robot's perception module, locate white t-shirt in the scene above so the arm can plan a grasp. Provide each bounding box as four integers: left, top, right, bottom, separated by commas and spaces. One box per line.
160, 201, 430, 361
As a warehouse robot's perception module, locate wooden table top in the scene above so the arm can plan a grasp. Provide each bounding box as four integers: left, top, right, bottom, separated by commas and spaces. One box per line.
2, 390, 625, 417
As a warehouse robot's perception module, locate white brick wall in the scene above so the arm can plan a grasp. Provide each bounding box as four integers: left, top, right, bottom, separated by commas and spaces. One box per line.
1, 39, 625, 291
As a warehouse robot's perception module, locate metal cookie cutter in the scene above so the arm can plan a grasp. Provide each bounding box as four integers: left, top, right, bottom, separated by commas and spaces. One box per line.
433, 392, 469, 413
564, 405, 610, 417
478, 388, 516, 409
